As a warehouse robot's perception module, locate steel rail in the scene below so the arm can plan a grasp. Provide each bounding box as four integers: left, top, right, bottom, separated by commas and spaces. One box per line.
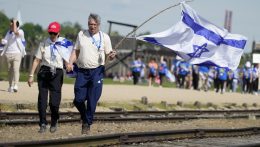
1, 110, 260, 125
1, 114, 260, 125
1, 109, 260, 119
1, 127, 260, 147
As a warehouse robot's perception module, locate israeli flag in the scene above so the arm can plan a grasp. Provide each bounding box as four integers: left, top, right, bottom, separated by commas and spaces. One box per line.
53, 38, 78, 78
137, 2, 247, 70
54, 38, 73, 63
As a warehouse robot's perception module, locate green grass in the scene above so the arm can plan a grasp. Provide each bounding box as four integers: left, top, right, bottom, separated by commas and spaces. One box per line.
0, 71, 243, 93
0, 71, 177, 87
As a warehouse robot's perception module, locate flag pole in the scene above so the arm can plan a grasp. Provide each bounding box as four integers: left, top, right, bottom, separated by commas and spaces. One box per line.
113, 0, 193, 50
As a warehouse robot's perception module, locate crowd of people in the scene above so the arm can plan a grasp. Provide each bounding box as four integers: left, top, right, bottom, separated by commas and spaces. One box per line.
129, 56, 259, 95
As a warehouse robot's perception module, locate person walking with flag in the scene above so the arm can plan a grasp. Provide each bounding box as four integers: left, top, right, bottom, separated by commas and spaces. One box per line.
27, 22, 73, 133
1, 19, 26, 93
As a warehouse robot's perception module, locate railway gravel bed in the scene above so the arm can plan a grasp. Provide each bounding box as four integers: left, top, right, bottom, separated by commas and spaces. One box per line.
1, 119, 260, 143
129, 134, 260, 147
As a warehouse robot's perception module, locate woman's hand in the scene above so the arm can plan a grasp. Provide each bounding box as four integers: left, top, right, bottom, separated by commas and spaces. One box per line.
27, 76, 34, 87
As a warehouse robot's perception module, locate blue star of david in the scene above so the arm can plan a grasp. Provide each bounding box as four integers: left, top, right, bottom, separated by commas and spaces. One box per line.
187, 43, 209, 58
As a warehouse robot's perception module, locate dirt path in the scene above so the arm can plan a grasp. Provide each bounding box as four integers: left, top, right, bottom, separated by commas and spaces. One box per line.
0, 81, 259, 105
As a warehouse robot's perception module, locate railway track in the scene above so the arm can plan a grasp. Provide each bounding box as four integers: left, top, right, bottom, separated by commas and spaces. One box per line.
1, 110, 260, 125
1, 110, 260, 146
1, 127, 260, 147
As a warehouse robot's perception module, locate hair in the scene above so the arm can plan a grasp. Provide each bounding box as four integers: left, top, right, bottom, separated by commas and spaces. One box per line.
10, 19, 19, 27
88, 13, 101, 25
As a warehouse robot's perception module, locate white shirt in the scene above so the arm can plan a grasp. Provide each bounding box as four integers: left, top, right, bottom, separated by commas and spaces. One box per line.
35, 37, 65, 69
74, 30, 113, 69
2, 29, 25, 54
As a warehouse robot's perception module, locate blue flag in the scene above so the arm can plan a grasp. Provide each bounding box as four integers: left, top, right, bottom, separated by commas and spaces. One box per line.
137, 2, 247, 70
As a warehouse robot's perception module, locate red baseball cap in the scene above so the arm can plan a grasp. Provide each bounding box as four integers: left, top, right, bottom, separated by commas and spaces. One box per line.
48, 22, 60, 33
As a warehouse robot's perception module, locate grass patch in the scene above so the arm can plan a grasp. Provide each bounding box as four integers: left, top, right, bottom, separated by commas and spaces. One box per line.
0, 71, 177, 87
0, 103, 17, 112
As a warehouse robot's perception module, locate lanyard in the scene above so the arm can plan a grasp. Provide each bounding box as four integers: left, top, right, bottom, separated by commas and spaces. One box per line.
90, 31, 102, 50
50, 43, 56, 62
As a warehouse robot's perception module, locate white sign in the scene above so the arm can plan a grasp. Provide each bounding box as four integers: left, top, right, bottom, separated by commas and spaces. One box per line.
253, 53, 260, 63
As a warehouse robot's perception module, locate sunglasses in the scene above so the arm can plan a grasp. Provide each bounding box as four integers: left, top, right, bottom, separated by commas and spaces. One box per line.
49, 32, 58, 36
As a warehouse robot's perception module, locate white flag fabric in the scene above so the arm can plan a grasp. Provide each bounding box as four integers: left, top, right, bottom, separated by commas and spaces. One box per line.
51, 38, 76, 78
137, 2, 247, 70
17, 10, 23, 26
54, 38, 73, 63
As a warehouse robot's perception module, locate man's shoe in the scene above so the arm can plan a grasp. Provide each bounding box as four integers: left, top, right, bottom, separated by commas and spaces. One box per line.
82, 123, 90, 135
38, 124, 47, 133
50, 124, 57, 133
13, 85, 18, 92
50, 121, 58, 133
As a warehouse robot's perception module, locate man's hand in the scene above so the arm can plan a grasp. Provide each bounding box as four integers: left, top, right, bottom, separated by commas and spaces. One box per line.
66, 63, 74, 72
108, 50, 116, 60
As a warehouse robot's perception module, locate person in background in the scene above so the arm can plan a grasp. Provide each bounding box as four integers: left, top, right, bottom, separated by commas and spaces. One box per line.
207, 66, 216, 91
158, 56, 168, 87
242, 61, 253, 94
216, 67, 228, 94
252, 64, 259, 95
198, 66, 209, 91
171, 56, 181, 87
131, 56, 143, 85
148, 58, 158, 86
178, 60, 191, 88
1, 19, 26, 93
67, 13, 116, 134
139, 59, 146, 84
28, 22, 73, 133
192, 65, 199, 90
226, 69, 234, 92
232, 68, 240, 92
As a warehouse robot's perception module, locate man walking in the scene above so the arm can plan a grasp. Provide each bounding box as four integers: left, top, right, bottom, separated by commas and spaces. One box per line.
67, 13, 116, 134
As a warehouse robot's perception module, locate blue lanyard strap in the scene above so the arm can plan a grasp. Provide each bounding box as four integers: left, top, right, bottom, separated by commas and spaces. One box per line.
90, 31, 102, 50
50, 44, 56, 62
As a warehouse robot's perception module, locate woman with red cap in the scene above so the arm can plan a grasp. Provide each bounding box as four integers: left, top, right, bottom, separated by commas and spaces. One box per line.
27, 22, 73, 133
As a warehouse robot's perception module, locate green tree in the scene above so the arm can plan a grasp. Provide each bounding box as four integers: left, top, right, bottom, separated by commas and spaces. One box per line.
110, 31, 120, 36
21, 23, 45, 52
239, 53, 252, 67
0, 11, 10, 38
60, 22, 82, 42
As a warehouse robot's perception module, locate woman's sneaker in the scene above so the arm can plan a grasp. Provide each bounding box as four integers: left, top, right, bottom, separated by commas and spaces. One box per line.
13, 85, 18, 92
7, 87, 14, 93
